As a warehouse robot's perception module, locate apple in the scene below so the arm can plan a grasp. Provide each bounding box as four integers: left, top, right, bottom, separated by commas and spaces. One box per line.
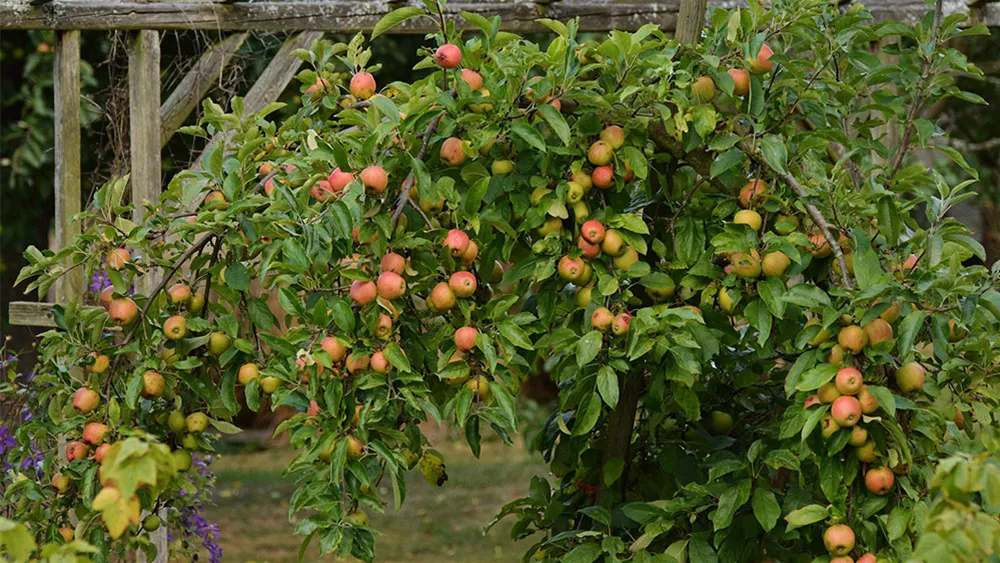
863, 318, 893, 346
260, 376, 280, 394
611, 313, 631, 336
346, 353, 370, 375
141, 370, 164, 398
449, 271, 477, 297
162, 315, 187, 340
208, 331, 231, 356
536, 216, 563, 237
429, 282, 457, 311
730, 252, 761, 279
346, 435, 366, 459
895, 362, 926, 394
349, 72, 376, 100
492, 159, 514, 175
728, 68, 750, 96
749, 43, 774, 74
858, 554, 876, 563
805, 318, 831, 345
878, 301, 901, 323
460, 68, 483, 90
830, 558, 854, 563
168, 283, 191, 305
203, 190, 229, 210
440, 137, 467, 166
370, 351, 392, 375
857, 385, 879, 414
143, 515, 161, 532
708, 411, 734, 435
87, 352, 110, 375
557, 256, 585, 282
761, 251, 790, 277
376, 271, 406, 300
848, 425, 868, 447
571, 171, 593, 192
600, 125, 625, 149
577, 237, 600, 259
380, 252, 406, 275
804, 395, 821, 408
773, 214, 799, 235
717, 287, 736, 313
94, 442, 111, 463
810, 232, 832, 258
824, 524, 855, 556
186, 412, 208, 434
58, 527, 74, 543
83, 422, 108, 445
345, 509, 370, 527
304, 76, 329, 95
646, 279, 675, 302
856, 440, 877, 462
865, 466, 895, 496
739, 180, 768, 207
106, 248, 130, 270
565, 181, 585, 203
66, 440, 89, 462
52, 473, 71, 493
580, 220, 606, 244
591, 307, 614, 331
434, 43, 462, 68
321, 336, 348, 363
443, 229, 471, 257
108, 297, 139, 326
831, 396, 862, 427
587, 141, 613, 166
613, 247, 639, 271
835, 367, 863, 395
73, 387, 100, 414
328, 168, 354, 193
691, 76, 715, 102
188, 293, 204, 314
375, 314, 393, 339
455, 326, 479, 353
820, 414, 840, 438
350, 280, 378, 306
167, 410, 187, 433
817, 382, 841, 404
948, 318, 967, 342
591, 165, 614, 189
461, 241, 479, 265
827, 345, 846, 367
733, 209, 762, 231
576, 286, 593, 308
837, 325, 868, 354
360, 165, 388, 194
466, 377, 491, 401
99, 286, 114, 309
237, 363, 259, 386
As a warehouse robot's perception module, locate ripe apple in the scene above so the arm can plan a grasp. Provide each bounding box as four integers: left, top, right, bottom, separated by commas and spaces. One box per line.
52, 473, 71, 493
865, 466, 895, 496
838, 325, 868, 354
739, 180, 768, 207
708, 411, 734, 435
203, 190, 229, 210
304, 76, 329, 95
380, 252, 406, 275
730, 252, 761, 279
346, 435, 366, 460
848, 425, 868, 447
878, 301, 901, 323
587, 141, 613, 166
830, 558, 854, 563
83, 422, 108, 445
141, 370, 165, 398
168, 283, 192, 305
99, 286, 114, 309
717, 287, 736, 313
162, 315, 187, 340
311, 179, 334, 202
824, 524, 855, 556
461, 241, 479, 265
440, 137, 467, 166
350, 280, 377, 306
857, 385, 879, 414
443, 229, 471, 257
810, 232, 832, 258
237, 363, 259, 386
94, 442, 111, 463
804, 395, 821, 408
455, 326, 479, 352
856, 440, 877, 462
820, 414, 840, 438
185, 412, 208, 434
429, 282, 457, 311
580, 220, 606, 244
346, 353, 370, 375
600, 125, 625, 149
831, 396, 862, 427
87, 352, 110, 374
571, 171, 593, 192
761, 251, 790, 277
349, 72, 376, 100
449, 271, 477, 297
691, 76, 716, 102
895, 362, 926, 394
733, 209, 762, 231
828, 345, 846, 367
73, 387, 100, 414
375, 314, 393, 339
591, 165, 614, 189
434, 43, 462, 68
260, 376, 280, 394
317, 336, 347, 363
208, 331, 232, 356
328, 168, 354, 193
360, 165, 388, 194
611, 313, 631, 336
835, 367, 863, 396
58, 527, 74, 543
578, 237, 600, 259
106, 248, 130, 270
66, 440, 89, 462
492, 159, 514, 175
460, 68, 483, 90
749, 44, 774, 74
728, 68, 750, 96
591, 307, 614, 331
817, 382, 841, 404
613, 247, 639, 271
376, 272, 406, 300
863, 318, 893, 346
370, 351, 392, 375
466, 377, 491, 401
557, 255, 585, 282
108, 297, 138, 326
858, 554, 876, 563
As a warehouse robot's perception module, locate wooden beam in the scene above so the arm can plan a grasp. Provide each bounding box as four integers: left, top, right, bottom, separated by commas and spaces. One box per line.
160, 32, 248, 147
53, 30, 82, 304
675, 0, 707, 43
129, 29, 162, 295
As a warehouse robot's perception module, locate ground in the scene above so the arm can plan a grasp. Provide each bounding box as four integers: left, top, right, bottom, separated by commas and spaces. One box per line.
200, 425, 548, 562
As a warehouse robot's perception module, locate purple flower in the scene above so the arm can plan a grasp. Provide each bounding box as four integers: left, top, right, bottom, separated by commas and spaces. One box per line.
89, 269, 112, 294
0, 425, 15, 455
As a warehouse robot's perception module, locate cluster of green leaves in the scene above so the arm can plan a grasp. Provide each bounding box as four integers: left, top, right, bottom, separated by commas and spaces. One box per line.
7, 0, 1000, 562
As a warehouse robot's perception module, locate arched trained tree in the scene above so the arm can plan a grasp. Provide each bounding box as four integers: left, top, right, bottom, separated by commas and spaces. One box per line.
7, 1, 1000, 562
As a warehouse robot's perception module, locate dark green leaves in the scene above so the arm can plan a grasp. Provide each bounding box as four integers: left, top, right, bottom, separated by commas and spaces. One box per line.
576, 331, 603, 367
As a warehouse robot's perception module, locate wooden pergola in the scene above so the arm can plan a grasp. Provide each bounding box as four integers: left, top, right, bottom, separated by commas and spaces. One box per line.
2, 0, 997, 560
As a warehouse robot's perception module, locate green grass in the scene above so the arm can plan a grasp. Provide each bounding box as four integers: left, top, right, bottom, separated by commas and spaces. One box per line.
201, 428, 547, 562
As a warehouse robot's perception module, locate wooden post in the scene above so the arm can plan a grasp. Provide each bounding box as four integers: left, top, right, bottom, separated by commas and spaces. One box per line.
675, 0, 708, 44
53, 30, 82, 304
129, 29, 162, 297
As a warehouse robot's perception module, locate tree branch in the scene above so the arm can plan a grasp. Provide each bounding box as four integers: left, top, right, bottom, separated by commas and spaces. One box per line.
390, 110, 446, 228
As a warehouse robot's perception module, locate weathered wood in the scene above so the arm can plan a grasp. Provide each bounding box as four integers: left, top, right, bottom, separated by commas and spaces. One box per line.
1, 0, 997, 31
7, 301, 106, 327
53, 30, 82, 304
675, 0, 707, 43
129, 29, 162, 296
160, 32, 248, 147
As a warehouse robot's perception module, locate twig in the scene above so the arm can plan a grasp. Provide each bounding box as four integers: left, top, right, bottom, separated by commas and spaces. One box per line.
199, 239, 222, 320
407, 199, 435, 229
390, 111, 445, 228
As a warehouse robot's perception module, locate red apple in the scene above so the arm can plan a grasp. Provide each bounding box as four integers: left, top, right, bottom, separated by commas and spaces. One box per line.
73, 387, 100, 414
443, 229, 471, 257
865, 466, 895, 496
350, 280, 378, 306
449, 271, 477, 297
454, 326, 479, 353
835, 367, 863, 396
831, 396, 862, 427
349, 72, 376, 100
434, 44, 462, 68
360, 165, 388, 195
82, 422, 108, 445
376, 271, 406, 300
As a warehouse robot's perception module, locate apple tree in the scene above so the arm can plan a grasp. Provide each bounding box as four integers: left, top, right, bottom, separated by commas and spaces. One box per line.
6, 0, 1000, 562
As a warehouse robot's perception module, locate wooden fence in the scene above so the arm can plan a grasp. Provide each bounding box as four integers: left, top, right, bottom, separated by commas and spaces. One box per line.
3, 0, 998, 560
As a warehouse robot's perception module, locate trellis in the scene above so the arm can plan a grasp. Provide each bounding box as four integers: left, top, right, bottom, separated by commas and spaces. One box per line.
3, 0, 998, 560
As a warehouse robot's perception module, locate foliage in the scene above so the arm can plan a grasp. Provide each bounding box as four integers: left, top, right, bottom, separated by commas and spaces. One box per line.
7, 0, 1000, 562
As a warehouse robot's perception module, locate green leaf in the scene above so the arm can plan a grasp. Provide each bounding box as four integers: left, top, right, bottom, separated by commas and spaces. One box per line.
603, 457, 625, 486
510, 120, 547, 153
572, 391, 602, 436
784, 504, 828, 530
759, 135, 788, 174
596, 365, 619, 408
897, 310, 926, 360
577, 331, 603, 367
370, 6, 425, 39
710, 148, 746, 178
711, 479, 752, 531
887, 506, 910, 541
675, 217, 705, 266
535, 104, 570, 146
795, 363, 837, 392
877, 196, 902, 246
209, 419, 242, 435
497, 322, 532, 349
752, 487, 780, 532
782, 284, 832, 308
224, 262, 251, 292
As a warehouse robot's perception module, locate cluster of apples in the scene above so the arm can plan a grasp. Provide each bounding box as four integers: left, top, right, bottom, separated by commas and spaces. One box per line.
689, 43, 774, 102
822, 524, 877, 563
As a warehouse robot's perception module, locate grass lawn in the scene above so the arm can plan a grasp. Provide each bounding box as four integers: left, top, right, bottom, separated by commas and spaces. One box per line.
200, 426, 548, 562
